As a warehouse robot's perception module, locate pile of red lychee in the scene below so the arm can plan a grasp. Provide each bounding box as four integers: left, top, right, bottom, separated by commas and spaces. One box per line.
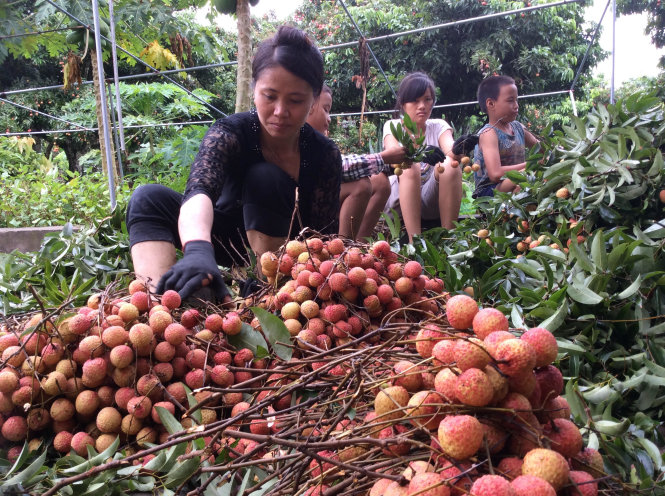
0, 236, 613, 496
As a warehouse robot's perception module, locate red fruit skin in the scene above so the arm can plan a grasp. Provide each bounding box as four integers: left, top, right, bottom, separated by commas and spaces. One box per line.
521, 327, 558, 367
446, 295, 478, 329
472, 307, 509, 340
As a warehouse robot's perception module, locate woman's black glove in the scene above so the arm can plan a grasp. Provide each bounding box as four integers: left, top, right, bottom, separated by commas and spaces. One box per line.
421, 145, 446, 165
156, 240, 228, 301
452, 134, 479, 156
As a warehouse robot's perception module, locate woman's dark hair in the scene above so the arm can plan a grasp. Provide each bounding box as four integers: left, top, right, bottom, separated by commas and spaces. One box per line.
252, 25, 324, 97
395, 72, 437, 116
477, 75, 516, 113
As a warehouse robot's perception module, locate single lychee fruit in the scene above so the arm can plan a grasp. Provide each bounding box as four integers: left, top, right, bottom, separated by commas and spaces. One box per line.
129, 323, 153, 349
117, 303, 140, 323
407, 472, 448, 496
1, 415, 28, 442
109, 344, 134, 368
96, 406, 122, 433
127, 395, 153, 420
544, 418, 583, 458
81, 357, 107, 386
154, 341, 176, 362
75, 389, 100, 417
521, 327, 558, 367
495, 339, 537, 377
511, 475, 556, 495
497, 456, 524, 479
161, 289, 181, 310
50, 397, 75, 422
405, 390, 447, 430
148, 310, 172, 334
102, 326, 129, 349
455, 368, 494, 406
392, 360, 423, 392
446, 294, 479, 329
484, 330, 515, 356
53, 430, 74, 453
374, 385, 410, 421
521, 448, 570, 490
437, 415, 483, 460
68, 313, 93, 335
470, 474, 515, 495
535, 365, 564, 404
222, 312, 243, 336
415, 325, 446, 359
2, 345, 27, 368
434, 367, 459, 402
71, 431, 96, 456
454, 338, 491, 371
472, 308, 509, 340
129, 291, 150, 312
571, 447, 604, 477
151, 401, 176, 424
567, 470, 598, 496
555, 187, 570, 199
136, 374, 163, 402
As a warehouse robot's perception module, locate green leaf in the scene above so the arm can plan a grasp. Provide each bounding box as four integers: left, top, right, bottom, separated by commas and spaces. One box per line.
165, 457, 200, 488
511, 261, 544, 281
539, 300, 568, 331
593, 418, 630, 436
156, 406, 184, 435
3, 441, 31, 477
62, 436, 120, 475
2, 449, 47, 489
636, 438, 663, 470
564, 381, 587, 423
567, 283, 603, 305
615, 275, 642, 300
568, 236, 595, 273
185, 385, 202, 424
530, 245, 567, 263
248, 307, 292, 361
589, 229, 607, 271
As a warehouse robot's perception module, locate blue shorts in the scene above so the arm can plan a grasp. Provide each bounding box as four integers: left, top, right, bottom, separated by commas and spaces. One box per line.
473, 183, 498, 198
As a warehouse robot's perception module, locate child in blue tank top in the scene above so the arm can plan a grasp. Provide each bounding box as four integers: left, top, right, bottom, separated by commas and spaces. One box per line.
472, 75, 539, 197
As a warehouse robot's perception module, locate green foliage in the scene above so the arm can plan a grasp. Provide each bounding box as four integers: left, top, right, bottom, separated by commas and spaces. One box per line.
292, 0, 604, 132
0, 137, 131, 228
328, 118, 379, 155
383, 91, 665, 487
388, 113, 427, 162
0, 215, 131, 314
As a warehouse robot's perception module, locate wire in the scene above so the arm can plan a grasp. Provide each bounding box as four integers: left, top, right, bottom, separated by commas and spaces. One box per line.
3, 0, 584, 99
1, 89, 570, 135
42, 0, 227, 118
320, 0, 585, 51
0, 97, 91, 130
0, 26, 80, 40
570, 0, 611, 91
336, 0, 396, 99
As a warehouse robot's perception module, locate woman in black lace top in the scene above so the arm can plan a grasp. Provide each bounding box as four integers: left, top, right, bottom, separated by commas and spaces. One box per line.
126, 26, 342, 301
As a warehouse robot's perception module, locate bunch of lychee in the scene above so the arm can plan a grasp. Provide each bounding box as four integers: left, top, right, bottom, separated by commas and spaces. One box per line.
257, 238, 446, 351
357, 293, 605, 495
0, 282, 265, 462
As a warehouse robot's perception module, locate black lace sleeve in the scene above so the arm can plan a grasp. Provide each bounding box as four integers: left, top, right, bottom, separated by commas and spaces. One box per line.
182, 115, 247, 204
298, 127, 342, 235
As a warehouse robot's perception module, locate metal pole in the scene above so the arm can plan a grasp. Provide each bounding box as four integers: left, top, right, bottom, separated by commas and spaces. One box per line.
610, 0, 616, 103
91, 0, 117, 209
43, 0, 227, 118
106, 81, 124, 180
108, 0, 126, 155
336, 0, 396, 99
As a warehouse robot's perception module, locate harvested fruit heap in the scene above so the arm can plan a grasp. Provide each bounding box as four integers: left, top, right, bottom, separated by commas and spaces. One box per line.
0, 237, 624, 495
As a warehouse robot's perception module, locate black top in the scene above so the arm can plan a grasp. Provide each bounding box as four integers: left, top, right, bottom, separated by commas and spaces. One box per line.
183, 110, 342, 234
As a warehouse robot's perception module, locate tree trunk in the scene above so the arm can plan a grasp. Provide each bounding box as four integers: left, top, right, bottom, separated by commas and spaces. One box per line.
90, 49, 120, 181
235, 0, 252, 113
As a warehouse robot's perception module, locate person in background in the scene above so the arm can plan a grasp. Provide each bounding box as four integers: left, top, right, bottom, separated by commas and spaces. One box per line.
472, 75, 539, 197
381, 72, 462, 242
126, 26, 341, 302
306, 84, 407, 240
